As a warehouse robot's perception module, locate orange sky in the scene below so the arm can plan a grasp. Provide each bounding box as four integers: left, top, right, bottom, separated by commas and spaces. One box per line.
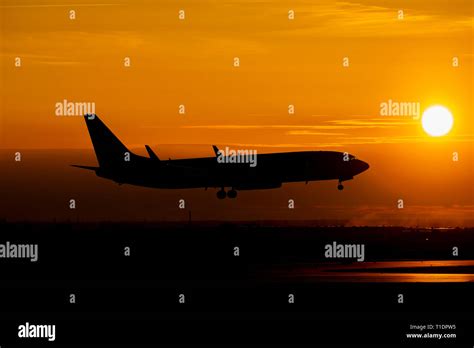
0, 0, 473, 224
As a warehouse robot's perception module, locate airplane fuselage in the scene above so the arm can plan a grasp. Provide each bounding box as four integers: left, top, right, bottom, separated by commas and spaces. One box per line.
96, 150, 369, 190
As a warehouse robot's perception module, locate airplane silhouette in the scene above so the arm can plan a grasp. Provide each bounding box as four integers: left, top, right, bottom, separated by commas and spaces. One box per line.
73, 114, 369, 199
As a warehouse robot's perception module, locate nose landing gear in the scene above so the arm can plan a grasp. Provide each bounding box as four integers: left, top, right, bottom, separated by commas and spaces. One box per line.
337, 180, 344, 191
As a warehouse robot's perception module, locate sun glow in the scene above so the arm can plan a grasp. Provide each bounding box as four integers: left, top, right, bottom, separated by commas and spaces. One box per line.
421, 106, 454, 137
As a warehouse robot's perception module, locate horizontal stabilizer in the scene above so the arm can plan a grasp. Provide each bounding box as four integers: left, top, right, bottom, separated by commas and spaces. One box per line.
71, 165, 99, 171
145, 145, 160, 161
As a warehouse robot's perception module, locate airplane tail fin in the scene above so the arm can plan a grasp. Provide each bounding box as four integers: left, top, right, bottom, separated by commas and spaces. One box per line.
83, 114, 131, 168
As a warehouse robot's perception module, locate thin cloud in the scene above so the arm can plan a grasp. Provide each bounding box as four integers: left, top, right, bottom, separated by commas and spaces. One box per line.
181, 123, 404, 130
287, 131, 348, 136
0, 3, 119, 8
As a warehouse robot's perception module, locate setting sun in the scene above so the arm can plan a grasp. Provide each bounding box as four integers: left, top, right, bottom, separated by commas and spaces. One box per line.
422, 106, 454, 137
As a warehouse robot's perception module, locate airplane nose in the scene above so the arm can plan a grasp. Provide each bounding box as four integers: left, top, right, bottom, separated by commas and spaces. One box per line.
353, 159, 370, 175
361, 160, 369, 172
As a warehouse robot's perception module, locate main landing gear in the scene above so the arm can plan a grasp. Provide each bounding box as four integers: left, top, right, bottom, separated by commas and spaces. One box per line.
216, 188, 238, 199
227, 189, 237, 199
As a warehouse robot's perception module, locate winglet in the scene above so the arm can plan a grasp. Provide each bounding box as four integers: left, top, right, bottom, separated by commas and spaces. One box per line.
212, 145, 220, 157
145, 145, 160, 161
